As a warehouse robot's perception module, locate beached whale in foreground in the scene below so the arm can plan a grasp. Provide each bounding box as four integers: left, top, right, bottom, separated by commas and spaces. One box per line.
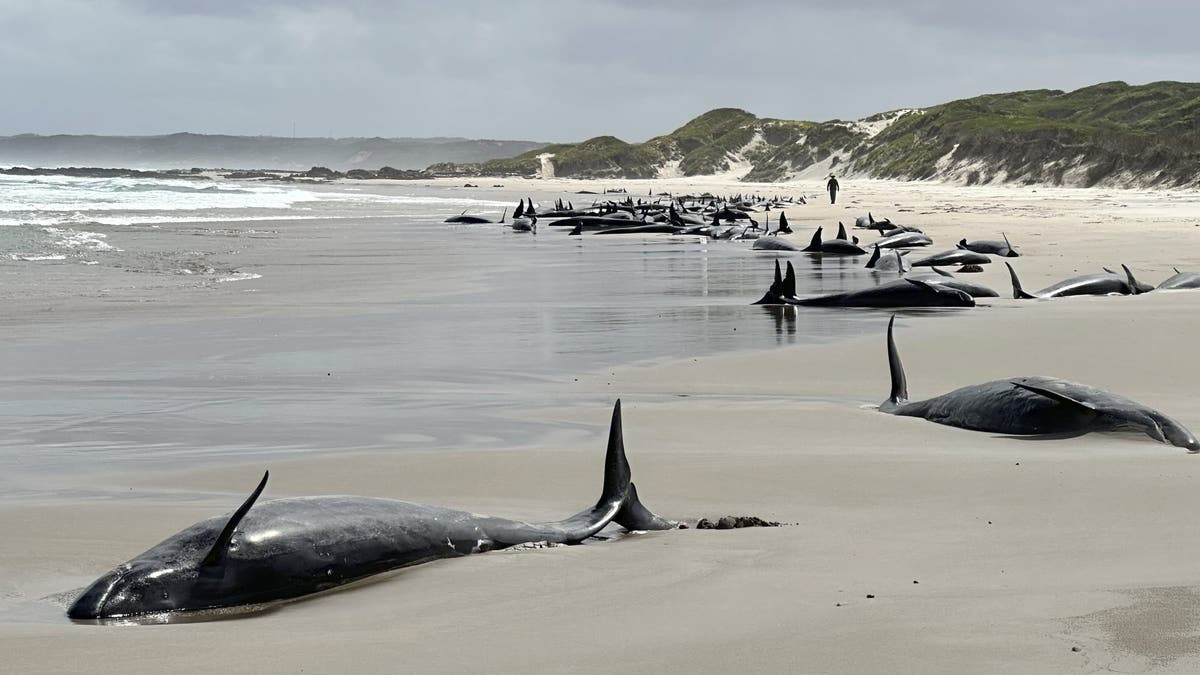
753, 261, 974, 308
879, 316, 1198, 451
68, 401, 675, 621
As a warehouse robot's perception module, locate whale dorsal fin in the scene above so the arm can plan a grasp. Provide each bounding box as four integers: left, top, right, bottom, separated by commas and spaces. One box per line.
836, 222, 847, 240
499, 207, 507, 223
773, 259, 783, 288
866, 244, 881, 269
957, 238, 967, 249
1175, 267, 1181, 274
201, 471, 269, 568
1002, 232, 1013, 252
852, 235, 859, 245
1011, 382, 1097, 413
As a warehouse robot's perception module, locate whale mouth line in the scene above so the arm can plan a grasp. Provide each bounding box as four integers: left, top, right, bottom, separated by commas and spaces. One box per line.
70, 600, 284, 626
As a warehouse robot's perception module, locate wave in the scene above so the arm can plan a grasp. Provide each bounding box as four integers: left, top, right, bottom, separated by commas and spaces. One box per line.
0, 174, 511, 215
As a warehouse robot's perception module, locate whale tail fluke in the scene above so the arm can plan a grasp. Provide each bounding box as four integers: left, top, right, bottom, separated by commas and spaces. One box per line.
752, 260, 786, 305
598, 400, 631, 505
1002, 232, 1018, 257
614, 482, 675, 531
882, 315, 909, 412
1121, 264, 1145, 295
1005, 262, 1036, 299
489, 400, 677, 547
596, 400, 675, 532
783, 261, 797, 298
778, 212, 791, 234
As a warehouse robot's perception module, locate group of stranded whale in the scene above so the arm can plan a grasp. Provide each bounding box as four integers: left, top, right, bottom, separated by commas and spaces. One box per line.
66, 193, 1199, 623
69, 313, 1200, 622
748, 209, 1198, 307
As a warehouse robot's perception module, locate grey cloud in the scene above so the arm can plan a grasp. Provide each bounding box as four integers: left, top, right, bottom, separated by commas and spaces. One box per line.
0, 1, 1197, 141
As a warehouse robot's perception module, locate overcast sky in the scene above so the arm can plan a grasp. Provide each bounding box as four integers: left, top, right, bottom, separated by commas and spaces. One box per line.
1, 1, 1197, 142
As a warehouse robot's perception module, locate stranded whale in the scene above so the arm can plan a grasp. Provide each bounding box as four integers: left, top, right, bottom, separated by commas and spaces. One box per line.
752, 261, 974, 308
68, 401, 675, 621
879, 316, 1199, 451
1006, 262, 1144, 299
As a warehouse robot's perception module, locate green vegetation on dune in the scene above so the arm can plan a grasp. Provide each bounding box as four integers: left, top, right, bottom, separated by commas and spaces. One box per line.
428, 81, 1200, 187
848, 81, 1200, 186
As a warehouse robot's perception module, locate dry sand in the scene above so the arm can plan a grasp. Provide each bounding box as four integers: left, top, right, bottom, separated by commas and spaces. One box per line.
4, 177, 1200, 673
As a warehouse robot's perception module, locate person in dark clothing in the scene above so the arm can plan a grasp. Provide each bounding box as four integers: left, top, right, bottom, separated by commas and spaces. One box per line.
826, 175, 840, 204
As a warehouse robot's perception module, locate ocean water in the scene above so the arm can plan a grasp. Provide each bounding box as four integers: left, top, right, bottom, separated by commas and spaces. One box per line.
0, 175, 969, 499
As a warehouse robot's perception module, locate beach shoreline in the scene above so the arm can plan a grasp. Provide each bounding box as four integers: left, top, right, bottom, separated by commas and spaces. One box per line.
4, 177, 1200, 672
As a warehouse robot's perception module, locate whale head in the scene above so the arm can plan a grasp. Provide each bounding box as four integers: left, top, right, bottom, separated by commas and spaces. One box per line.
70, 472, 271, 621
68, 559, 202, 620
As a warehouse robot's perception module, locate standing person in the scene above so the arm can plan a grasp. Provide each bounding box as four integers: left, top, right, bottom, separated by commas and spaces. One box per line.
826, 174, 840, 204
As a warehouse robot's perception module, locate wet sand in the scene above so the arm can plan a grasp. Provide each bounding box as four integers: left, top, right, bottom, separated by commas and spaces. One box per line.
4, 177, 1200, 673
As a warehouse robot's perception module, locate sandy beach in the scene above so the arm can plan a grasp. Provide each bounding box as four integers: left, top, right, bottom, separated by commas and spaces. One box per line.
4, 176, 1200, 673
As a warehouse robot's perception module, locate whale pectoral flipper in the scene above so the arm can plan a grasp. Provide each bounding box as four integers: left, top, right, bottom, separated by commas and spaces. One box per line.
1010, 383, 1098, 413
201, 470, 270, 567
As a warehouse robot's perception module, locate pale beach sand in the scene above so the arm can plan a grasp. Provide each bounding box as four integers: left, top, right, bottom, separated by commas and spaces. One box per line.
3, 177, 1200, 673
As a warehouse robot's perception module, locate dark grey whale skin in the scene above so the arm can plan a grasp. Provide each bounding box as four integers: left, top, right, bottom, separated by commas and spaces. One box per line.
752, 261, 974, 308
910, 249, 991, 268
1005, 262, 1142, 299
1156, 270, 1200, 290
68, 401, 674, 621
879, 317, 1199, 451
